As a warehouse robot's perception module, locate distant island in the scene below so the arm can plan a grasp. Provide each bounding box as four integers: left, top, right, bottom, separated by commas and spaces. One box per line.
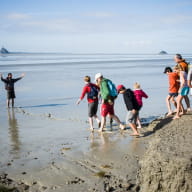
159, 50, 168, 55
0, 47, 9, 54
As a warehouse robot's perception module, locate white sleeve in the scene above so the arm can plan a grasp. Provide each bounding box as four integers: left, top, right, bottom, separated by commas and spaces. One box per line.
187, 69, 192, 81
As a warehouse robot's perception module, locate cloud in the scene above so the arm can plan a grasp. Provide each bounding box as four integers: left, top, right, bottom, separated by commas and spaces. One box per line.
83, 12, 115, 18
6, 13, 30, 20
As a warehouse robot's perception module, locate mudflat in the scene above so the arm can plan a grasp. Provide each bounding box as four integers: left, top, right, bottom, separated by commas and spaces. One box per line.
0, 109, 192, 192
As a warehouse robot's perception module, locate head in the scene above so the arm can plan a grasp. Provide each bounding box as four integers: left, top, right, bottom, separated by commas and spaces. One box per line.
95, 73, 103, 84
84, 76, 91, 84
174, 53, 183, 63
133, 82, 141, 90
164, 67, 173, 74
7, 73, 12, 79
117, 84, 126, 94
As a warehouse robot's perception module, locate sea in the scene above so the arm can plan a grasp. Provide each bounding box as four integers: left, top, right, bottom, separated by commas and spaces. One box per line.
0, 52, 192, 166
0, 53, 192, 123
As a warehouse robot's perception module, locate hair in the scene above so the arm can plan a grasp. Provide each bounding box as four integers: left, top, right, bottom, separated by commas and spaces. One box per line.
175, 53, 182, 60
164, 67, 173, 73
84, 76, 91, 82
134, 82, 141, 89
8, 73, 12, 76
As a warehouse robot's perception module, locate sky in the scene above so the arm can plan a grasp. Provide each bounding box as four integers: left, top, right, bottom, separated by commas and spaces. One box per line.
1, 0, 192, 53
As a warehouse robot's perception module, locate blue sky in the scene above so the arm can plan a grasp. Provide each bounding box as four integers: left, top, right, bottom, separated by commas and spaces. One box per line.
1, 0, 192, 53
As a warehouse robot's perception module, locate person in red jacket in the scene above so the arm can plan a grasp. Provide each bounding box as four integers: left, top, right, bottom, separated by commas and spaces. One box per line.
133, 82, 148, 128
76, 76, 101, 131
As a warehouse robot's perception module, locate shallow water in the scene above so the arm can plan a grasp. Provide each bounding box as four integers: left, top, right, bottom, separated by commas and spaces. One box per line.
0, 53, 192, 169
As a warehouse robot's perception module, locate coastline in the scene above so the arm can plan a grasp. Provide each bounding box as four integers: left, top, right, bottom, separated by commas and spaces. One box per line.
1, 110, 191, 192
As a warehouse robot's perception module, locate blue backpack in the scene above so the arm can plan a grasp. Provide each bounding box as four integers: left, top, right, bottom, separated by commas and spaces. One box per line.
107, 79, 118, 98
87, 84, 98, 99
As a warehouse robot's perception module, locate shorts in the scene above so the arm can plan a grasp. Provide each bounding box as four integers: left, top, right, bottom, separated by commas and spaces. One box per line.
101, 103, 114, 117
126, 110, 138, 124
88, 101, 98, 117
180, 87, 190, 96
7, 90, 16, 99
169, 93, 178, 97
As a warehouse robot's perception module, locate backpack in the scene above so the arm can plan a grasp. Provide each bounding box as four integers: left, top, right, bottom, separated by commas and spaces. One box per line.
87, 84, 98, 99
107, 79, 118, 98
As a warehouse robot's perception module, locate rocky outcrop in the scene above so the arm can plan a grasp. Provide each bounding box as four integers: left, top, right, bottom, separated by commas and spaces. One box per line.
137, 114, 192, 192
159, 50, 168, 55
0, 47, 9, 54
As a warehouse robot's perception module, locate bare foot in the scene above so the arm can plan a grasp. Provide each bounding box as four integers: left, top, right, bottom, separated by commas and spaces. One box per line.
119, 124, 125, 130
130, 133, 140, 136
98, 128, 104, 132
166, 112, 173, 117
173, 115, 180, 120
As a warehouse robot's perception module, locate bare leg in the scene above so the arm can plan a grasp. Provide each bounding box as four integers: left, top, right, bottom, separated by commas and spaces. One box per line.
129, 123, 139, 135
109, 114, 125, 130
93, 115, 101, 128
11, 98, 14, 108
166, 95, 173, 115
170, 96, 177, 111
173, 95, 183, 119
137, 116, 142, 128
7, 99, 10, 108
88, 117, 94, 131
99, 116, 106, 132
184, 95, 191, 111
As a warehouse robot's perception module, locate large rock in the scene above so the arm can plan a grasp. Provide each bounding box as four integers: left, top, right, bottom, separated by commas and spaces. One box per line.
0, 47, 9, 54
137, 114, 192, 192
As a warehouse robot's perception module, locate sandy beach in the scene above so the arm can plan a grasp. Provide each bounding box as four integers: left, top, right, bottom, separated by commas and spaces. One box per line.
1, 107, 192, 192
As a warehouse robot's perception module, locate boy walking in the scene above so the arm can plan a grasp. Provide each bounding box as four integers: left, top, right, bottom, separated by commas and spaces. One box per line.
163, 67, 180, 116
77, 76, 101, 131
117, 84, 140, 136
95, 73, 125, 132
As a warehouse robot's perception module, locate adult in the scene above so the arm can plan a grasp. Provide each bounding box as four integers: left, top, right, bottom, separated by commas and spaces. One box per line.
174, 53, 190, 111
173, 65, 190, 119
1, 73, 25, 108
95, 73, 125, 132
163, 67, 180, 116
117, 85, 140, 136
76, 76, 101, 131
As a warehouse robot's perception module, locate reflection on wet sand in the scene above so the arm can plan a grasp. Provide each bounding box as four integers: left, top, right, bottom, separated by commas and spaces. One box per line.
7, 109, 21, 158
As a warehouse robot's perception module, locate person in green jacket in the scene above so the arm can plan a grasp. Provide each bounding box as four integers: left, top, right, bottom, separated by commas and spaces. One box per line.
95, 73, 125, 132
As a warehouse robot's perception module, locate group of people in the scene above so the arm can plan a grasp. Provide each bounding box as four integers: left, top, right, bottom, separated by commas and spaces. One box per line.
77, 73, 148, 136
164, 54, 192, 119
1, 53, 191, 136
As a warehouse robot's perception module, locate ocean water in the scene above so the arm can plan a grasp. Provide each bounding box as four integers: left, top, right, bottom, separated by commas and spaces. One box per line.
0, 53, 192, 167
0, 53, 192, 123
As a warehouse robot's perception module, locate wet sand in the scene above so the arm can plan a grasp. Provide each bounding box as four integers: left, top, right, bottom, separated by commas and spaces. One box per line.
0, 107, 192, 192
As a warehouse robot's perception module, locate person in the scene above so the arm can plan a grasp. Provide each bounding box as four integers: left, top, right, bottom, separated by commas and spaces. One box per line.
117, 84, 140, 136
76, 76, 101, 132
174, 53, 189, 73
187, 66, 192, 95
173, 65, 190, 119
1, 73, 25, 108
94, 73, 125, 132
174, 53, 190, 110
163, 67, 180, 116
133, 82, 148, 128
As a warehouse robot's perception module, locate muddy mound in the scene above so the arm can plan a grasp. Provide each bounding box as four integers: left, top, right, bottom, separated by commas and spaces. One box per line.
137, 114, 192, 192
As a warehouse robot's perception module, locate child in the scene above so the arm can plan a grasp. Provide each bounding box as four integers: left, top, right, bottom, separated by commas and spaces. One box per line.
133, 82, 148, 128
1, 73, 25, 108
163, 67, 180, 116
117, 84, 140, 136
76, 76, 101, 131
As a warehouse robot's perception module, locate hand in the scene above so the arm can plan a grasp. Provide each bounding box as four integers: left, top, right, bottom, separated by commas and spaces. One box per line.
132, 109, 136, 114
76, 99, 81, 105
21, 73, 25, 78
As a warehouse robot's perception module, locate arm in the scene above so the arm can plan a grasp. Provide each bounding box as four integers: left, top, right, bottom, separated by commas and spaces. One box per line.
141, 90, 148, 98
180, 71, 185, 87
76, 86, 88, 105
187, 70, 192, 88
0, 74, 7, 83
13, 73, 25, 82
